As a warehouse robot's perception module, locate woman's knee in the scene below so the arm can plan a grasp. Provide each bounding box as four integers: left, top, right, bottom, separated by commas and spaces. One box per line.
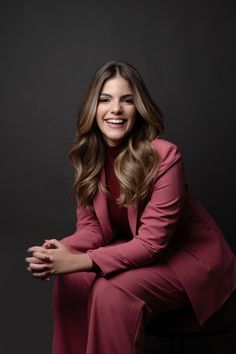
54, 272, 96, 306
89, 276, 145, 312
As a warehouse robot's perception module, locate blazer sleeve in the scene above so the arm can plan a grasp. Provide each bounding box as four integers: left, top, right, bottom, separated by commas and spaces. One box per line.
87, 142, 186, 275
60, 204, 105, 252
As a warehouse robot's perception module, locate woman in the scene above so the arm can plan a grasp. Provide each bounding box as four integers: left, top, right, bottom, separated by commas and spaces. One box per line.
26, 61, 236, 354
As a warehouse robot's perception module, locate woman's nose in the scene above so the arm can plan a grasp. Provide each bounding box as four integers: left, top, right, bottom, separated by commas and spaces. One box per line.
111, 100, 123, 114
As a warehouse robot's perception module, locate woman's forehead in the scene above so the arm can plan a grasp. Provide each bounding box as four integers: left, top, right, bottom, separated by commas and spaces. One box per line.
101, 75, 133, 95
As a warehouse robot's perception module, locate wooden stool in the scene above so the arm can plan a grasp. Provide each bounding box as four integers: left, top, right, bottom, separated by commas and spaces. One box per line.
145, 290, 236, 354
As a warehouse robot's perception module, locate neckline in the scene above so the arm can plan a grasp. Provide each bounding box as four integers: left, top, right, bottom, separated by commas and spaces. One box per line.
103, 140, 126, 155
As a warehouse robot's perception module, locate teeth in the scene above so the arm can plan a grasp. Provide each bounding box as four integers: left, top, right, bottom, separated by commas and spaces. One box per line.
106, 119, 125, 124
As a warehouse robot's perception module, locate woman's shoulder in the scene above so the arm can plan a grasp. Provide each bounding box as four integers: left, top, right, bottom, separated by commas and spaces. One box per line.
151, 138, 182, 163
150, 138, 184, 180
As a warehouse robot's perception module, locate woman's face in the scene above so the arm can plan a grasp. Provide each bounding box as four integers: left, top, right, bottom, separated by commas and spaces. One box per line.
96, 75, 137, 147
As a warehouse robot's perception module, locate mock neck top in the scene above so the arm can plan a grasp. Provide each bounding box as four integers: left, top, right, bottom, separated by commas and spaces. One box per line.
104, 143, 133, 240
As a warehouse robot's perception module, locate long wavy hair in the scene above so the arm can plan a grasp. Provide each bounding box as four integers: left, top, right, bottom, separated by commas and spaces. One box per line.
69, 61, 164, 209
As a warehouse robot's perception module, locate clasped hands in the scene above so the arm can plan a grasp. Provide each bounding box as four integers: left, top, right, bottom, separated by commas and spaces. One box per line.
26, 239, 93, 280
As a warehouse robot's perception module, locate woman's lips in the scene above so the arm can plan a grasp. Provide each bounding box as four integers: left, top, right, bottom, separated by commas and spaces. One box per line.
104, 118, 127, 125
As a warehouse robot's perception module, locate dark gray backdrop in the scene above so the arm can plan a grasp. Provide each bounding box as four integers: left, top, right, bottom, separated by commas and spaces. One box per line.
1, 0, 235, 353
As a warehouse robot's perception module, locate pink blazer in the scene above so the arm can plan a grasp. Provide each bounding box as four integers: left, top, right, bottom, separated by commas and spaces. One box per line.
62, 139, 236, 325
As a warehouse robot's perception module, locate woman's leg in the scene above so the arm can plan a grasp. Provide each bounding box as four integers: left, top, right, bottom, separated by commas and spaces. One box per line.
52, 272, 96, 354
86, 260, 190, 354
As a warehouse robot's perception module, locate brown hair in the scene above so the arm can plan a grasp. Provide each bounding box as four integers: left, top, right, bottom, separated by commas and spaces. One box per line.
69, 61, 164, 209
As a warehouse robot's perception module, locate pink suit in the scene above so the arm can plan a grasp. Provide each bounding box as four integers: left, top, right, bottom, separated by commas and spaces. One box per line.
52, 139, 236, 354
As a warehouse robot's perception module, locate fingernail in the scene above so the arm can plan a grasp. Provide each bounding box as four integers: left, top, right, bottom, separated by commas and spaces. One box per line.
49, 243, 55, 248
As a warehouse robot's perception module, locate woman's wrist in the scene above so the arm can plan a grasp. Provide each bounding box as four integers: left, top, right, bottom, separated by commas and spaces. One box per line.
73, 253, 93, 272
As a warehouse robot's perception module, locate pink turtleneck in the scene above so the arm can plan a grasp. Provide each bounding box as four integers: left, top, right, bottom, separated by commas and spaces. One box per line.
104, 144, 133, 240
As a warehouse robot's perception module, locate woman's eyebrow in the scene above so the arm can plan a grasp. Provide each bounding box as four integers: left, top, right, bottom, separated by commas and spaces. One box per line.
122, 94, 134, 98
100, 93, 134, 98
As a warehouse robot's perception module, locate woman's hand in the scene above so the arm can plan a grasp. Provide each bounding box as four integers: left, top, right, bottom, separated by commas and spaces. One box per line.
26, 239, 93, 279
26, 243, 54, 280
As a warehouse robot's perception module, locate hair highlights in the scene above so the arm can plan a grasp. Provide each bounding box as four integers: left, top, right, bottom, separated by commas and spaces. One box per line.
69, 61, 164, 209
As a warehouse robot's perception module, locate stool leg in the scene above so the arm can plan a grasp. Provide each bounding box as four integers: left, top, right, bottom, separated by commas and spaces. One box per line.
169, 336, 185, 354
169, 337, 175, 354
178, 336, 185, 354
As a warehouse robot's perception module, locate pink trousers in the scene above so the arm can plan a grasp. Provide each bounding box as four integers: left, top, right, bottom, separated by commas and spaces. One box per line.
52, 257, 190, 354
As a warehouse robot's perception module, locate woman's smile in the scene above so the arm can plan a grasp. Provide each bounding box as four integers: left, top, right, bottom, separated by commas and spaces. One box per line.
104, 118, 127, 125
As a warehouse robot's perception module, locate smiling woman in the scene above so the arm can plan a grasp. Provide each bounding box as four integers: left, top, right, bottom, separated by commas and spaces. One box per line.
26, 61, 236, 354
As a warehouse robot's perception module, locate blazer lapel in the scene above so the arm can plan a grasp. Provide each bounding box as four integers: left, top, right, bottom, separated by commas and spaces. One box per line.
128, 203, 138, 236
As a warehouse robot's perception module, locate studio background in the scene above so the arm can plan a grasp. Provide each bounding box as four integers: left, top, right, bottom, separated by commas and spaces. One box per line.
0, 0, 235, 353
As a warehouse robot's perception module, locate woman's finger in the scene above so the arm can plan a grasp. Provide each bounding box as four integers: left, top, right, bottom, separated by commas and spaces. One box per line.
27, 246, 48, 254
27, 266, 51, 281
31, 251, 52, 262
29, 263, 51, 272
32, 270, 51, 279
25, 256, 44, 264
44, 241, 58, 249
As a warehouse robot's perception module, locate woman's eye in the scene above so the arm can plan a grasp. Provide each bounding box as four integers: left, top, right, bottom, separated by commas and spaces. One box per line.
124, 98, 134, 104
98, 98, 109, 103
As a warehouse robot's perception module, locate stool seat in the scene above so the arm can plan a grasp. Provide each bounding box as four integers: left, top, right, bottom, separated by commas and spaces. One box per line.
145, 290, 236, 338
